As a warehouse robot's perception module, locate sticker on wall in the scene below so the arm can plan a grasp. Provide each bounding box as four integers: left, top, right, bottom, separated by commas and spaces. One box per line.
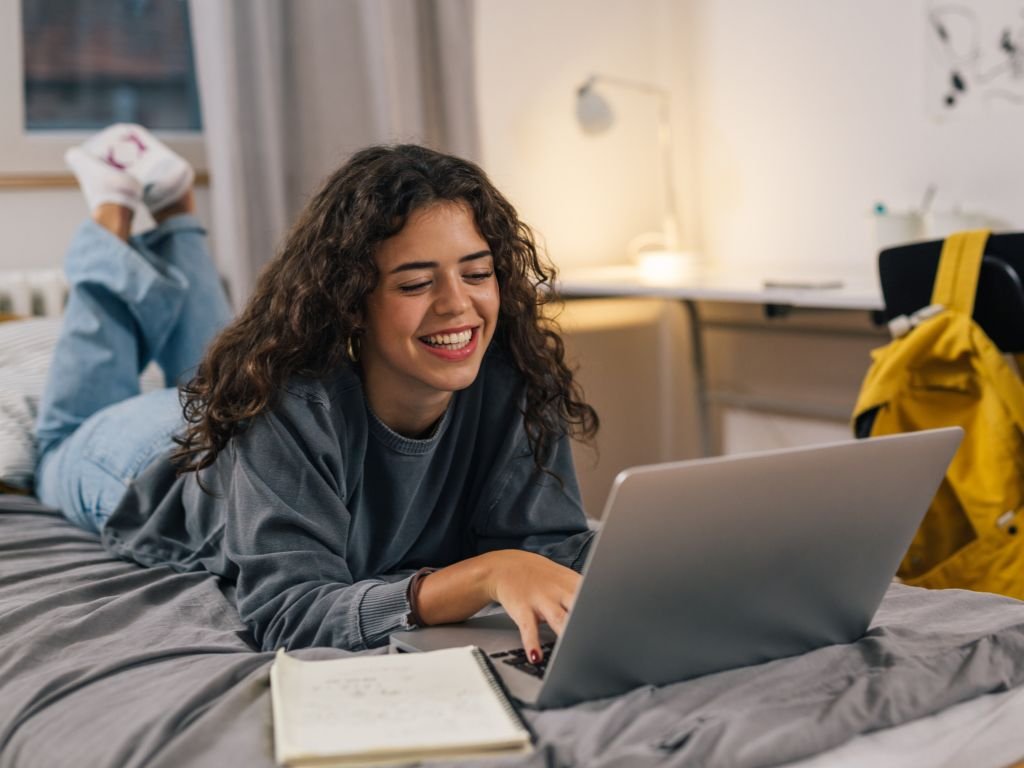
927, 0, 1024, 117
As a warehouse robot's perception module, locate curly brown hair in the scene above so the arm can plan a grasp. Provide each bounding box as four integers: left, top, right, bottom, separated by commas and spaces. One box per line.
172, 144, 598, 479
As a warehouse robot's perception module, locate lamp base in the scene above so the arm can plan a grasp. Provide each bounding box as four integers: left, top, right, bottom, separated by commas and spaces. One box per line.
637, 250, 700, 283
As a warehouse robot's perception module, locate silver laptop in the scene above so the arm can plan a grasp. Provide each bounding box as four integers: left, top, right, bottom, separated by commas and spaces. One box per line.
390, 428, 962, 709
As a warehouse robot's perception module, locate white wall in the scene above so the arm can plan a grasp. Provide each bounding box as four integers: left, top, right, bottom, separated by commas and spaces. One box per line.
0, 189, 88, 270
689, 0, 1024, 276
477, 0, 1024, 278
0, 187, 213, 271
474, 0, 700, 269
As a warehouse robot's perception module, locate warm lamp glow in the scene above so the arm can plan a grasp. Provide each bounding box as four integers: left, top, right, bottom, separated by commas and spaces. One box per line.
637, 250, 700, 283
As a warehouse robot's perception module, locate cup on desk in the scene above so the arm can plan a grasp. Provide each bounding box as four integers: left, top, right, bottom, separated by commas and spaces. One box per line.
871, 210, 923, 252
923, 209, 992, 239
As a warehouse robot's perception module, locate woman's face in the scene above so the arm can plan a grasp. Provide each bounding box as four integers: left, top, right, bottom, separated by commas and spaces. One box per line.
360, 201, 500, 433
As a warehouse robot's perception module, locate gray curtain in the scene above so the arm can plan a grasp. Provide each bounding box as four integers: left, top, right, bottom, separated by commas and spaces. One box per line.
188, 0, 480, 309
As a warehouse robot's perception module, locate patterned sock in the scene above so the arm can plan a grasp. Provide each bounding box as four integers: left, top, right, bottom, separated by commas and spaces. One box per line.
80, 123, 194, 213
64, 146, 142, 211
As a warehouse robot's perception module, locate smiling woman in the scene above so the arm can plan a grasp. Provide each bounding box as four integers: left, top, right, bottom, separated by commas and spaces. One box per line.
362, 202, 500, 437
34, 137, 599, 666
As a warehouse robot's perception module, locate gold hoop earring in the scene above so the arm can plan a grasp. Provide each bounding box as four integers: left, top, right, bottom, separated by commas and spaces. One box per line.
346, 334, 361, 363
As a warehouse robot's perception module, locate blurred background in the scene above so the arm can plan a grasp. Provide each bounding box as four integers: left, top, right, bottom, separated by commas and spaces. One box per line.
3, 0, 1023, 514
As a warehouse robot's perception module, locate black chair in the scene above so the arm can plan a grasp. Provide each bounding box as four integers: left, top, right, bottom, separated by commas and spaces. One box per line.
879, 233, 1024, 353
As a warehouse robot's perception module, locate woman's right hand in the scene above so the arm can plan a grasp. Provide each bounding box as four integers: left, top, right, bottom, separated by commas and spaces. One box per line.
413, 549, 581, 664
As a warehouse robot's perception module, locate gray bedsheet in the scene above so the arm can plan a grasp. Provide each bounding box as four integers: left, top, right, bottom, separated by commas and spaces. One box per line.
2, 494, 1024, 768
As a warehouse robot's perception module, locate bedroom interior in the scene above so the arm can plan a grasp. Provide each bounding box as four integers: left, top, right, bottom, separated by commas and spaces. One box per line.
2, 1, 1024, 766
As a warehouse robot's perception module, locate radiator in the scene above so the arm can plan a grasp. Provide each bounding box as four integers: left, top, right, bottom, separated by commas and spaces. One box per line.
0, 270, 66, 317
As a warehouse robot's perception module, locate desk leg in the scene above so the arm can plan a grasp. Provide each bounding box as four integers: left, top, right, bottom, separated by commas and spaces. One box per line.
682, 299, 713, 456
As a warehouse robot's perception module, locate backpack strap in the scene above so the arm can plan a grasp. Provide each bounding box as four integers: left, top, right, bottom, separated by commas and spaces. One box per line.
930, 229, 990, 315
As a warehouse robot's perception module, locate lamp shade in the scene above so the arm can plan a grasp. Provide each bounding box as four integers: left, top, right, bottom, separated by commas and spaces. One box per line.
576, 85, 614, 134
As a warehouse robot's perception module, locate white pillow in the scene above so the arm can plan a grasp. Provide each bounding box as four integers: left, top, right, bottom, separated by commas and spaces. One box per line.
0, 317, 165, 492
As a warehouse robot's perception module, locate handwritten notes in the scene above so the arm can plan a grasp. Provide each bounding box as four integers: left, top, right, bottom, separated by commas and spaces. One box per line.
270, 647, 531, 766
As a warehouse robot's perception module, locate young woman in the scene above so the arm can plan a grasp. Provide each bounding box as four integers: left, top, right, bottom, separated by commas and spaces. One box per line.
35, 126, 599, 664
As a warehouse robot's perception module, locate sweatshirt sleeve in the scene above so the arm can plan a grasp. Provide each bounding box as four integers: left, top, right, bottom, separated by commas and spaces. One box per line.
213, 389, 414, 652
473, 427, 595, 573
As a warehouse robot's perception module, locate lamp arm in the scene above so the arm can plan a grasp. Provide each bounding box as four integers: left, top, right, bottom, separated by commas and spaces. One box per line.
658, 96, 680, 250
584, 73, 668, 98
581, 74, 683, 251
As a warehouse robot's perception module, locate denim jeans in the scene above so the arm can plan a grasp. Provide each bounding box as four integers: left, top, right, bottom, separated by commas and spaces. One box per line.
34, 215, 231, 533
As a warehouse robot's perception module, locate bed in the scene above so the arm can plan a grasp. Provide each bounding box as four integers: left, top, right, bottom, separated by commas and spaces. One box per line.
3, 493, 1024, 768
3, 318, 1024, 767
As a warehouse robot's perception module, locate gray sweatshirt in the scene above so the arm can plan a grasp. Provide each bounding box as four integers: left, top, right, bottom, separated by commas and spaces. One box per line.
101, 349, 593, 652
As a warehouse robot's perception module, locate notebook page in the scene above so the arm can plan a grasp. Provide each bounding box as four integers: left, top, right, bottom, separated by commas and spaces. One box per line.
271, 647, 529, 763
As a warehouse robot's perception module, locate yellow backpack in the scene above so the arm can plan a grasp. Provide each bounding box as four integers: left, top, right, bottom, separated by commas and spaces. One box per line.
852, 230, 1024, 599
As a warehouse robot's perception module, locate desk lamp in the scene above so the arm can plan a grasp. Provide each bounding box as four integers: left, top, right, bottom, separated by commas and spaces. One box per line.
575, 74, 697, 281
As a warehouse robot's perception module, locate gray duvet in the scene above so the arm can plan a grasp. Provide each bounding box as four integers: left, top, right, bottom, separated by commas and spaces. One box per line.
2, 494, 1024, 768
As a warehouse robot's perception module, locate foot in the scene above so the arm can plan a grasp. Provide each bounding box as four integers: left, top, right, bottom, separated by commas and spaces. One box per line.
79, 123, 195, 214
65, 146, 142, 212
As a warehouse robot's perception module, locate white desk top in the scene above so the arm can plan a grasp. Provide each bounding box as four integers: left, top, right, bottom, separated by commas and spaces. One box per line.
556, 264, 884, 312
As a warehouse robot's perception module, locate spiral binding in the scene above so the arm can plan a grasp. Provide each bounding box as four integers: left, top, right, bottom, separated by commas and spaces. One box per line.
470, 646, 534, 739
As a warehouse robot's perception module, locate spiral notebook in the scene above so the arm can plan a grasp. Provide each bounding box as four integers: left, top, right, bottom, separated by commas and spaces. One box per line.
269, 647, 532, 767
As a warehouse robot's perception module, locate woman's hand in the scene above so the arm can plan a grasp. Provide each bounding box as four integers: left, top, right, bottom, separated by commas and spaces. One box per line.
484, 550, 580, 664
413, 549, 581, 664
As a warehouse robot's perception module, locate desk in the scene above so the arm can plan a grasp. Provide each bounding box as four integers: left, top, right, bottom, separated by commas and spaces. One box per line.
556, 265, 885, 456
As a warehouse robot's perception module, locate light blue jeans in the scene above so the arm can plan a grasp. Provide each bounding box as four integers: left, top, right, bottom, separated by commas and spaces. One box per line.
34, 215, 231, 533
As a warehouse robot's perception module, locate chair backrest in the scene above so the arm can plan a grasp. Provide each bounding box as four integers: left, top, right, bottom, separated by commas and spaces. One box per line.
879, 233, 1024, 353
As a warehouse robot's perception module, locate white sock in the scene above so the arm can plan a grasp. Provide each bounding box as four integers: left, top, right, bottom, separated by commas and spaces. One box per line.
64, 147, 142, 211
81, 123, 194, 213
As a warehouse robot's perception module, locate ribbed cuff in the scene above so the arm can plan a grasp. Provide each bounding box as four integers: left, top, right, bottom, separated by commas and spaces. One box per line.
569, 530, 596, 572
357, 576, 416, 647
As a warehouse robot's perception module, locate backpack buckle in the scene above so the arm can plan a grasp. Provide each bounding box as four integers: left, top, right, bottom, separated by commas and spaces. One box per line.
888, 303, 945, 339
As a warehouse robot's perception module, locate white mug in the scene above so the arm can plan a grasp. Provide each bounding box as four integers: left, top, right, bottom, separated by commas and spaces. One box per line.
872, 211, 923, 251
923, 210, 991, 239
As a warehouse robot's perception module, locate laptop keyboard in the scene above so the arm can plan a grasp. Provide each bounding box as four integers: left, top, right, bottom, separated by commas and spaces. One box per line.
490, 641, 555, 679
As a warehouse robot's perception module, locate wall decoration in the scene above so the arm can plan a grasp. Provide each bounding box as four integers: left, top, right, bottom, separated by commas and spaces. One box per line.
928, 0, 1024, 115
